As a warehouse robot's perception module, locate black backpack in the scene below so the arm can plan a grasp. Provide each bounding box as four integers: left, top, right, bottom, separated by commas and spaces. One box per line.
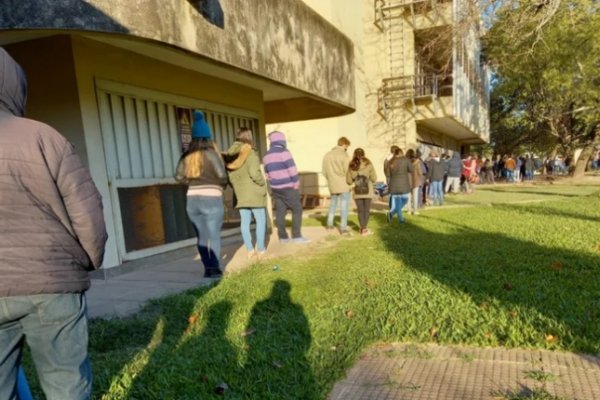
354, 174, 370, 195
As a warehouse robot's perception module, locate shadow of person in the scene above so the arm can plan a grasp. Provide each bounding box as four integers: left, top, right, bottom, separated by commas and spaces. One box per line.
241, 280, 318, 399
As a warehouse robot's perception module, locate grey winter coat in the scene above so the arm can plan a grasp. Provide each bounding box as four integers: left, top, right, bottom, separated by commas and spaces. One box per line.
385, 156, 413, 194
0, 48, 108, 297
427, 158, 446, 182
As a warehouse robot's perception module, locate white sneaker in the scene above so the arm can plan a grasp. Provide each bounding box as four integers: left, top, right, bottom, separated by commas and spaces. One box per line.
291, 237, 311, 244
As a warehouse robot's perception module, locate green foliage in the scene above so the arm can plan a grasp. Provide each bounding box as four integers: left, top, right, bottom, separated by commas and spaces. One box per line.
485, 0, 600, 157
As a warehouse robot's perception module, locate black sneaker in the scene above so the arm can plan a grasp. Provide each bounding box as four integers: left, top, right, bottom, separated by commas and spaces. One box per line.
204, 269, 223, 279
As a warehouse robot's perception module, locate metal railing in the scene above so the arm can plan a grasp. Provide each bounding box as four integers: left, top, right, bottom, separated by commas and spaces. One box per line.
377, 74, 452, 118
374, 0, 452, 31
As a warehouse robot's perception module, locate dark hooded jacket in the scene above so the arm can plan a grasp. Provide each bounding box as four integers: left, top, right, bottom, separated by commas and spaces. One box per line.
447, 153, 463, 178
0, 48, 107, 297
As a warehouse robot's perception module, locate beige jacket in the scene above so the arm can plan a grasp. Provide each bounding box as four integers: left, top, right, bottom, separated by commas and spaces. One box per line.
322, 146, 351, 194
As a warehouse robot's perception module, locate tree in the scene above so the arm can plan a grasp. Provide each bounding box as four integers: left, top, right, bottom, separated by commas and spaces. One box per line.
484, 0, 600, 177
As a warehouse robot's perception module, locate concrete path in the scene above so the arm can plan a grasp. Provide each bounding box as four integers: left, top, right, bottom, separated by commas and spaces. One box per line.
328, 342, 600, 400
86, 225, 334, 319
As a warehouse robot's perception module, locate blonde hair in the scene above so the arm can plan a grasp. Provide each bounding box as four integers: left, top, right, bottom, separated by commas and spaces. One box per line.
183, 151, 203, 178
237, 128, 253, 144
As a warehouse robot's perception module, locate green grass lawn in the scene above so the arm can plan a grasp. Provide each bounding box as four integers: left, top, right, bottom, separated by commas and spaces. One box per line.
26, 184, 600, 399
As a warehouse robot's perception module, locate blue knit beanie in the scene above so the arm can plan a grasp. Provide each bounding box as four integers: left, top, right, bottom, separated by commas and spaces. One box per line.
192, 110, 212, 139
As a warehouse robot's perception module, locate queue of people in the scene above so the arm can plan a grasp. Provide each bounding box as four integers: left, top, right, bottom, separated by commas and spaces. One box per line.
323, 137, 378, 235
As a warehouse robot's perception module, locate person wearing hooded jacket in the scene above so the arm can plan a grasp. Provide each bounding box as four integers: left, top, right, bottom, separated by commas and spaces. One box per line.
0, 47, 107, 400
262, 131, 310, 244
225, 127, 268, 259
385, 147, 413, 223
175, 111, 228, 278
427, 151, 445, 206
445, 152, 463, 194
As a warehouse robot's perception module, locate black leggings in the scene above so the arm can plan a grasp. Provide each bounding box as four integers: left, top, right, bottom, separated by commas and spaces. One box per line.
355, 198, 372, 229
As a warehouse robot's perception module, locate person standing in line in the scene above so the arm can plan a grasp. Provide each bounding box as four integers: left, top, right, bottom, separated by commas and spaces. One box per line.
592, 151, 600, 170
504, 154, 516, 182
515, 155, 522, 182
175, 111, 228, 278
417, 150, 429, 206
225, 127, 268, 259
427, 151, 445, 206
524, 154, 535, 181
262, 131, 310, 244
483, 158, 495, 184
383, 145, 400, 207
383, 145, 400, 173
462, 154, 477, 193
322, 137, 352, 235
445, 152, 462, 194
406, 149, 422, 215
0, 47, 108, 400
385, 147, 413, 223
346, 148, 377, 235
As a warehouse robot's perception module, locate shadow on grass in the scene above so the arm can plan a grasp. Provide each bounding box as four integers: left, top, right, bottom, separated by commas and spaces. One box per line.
242, 280, 316, 398
88, 284, 211, 399
479, 187, 583, 198
94, 279, 317, 399
289, 212, 361, 232
376, 210, 600, 353
490, 202, 600, 224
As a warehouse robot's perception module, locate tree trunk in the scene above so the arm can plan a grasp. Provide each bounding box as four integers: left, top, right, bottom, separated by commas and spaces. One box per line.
573, 125, 599, 179
573, 143, 594, 178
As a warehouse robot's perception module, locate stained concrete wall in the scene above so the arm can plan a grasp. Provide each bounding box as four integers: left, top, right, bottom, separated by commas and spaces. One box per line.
0, 0, 355, 112
269, 0, 490, 196
5, 37, 88, 166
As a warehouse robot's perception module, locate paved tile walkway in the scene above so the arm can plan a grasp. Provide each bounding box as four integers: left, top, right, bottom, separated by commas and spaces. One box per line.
328, 343, 600, 400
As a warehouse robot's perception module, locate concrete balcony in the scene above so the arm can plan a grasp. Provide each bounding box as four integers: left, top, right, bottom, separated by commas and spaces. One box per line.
377, 72, 489, 145
0, 0, 355, 123
374, 0, 453, 31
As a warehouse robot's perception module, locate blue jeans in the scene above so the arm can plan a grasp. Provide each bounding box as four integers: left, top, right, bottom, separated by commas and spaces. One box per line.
239, 208, 266, 252
0, 293, 91, 400
327, 191, 350, 230
429, 180, 444, 205
186, 195, 224, 271
525, 170, 534, 181
506, 170, 514, 182
389, 193, 409, 222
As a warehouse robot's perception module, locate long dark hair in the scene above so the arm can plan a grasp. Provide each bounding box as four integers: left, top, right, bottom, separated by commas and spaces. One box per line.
388, 147, 404, 170
349, 148, 370, 171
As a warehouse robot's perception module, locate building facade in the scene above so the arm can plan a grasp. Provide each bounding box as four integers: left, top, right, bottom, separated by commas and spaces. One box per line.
0, 0, 355, 269
270, 0, 490, 197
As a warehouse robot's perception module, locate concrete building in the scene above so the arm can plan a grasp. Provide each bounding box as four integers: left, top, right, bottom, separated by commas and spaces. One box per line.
0, 0, 355, 269
0, 0, 489, 271
271, 0, 490, 199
